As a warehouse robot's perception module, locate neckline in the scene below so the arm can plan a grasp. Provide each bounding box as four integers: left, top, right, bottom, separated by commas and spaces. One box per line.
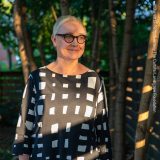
44, 66, 92, 77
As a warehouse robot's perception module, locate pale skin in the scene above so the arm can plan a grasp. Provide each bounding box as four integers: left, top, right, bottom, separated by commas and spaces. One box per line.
19, 154, 29, 160
18, 20, 89, 160
48, 20, 89, 75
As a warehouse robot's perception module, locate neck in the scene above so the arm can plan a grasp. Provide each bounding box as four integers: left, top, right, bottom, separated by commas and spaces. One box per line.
53, 58, 79, 74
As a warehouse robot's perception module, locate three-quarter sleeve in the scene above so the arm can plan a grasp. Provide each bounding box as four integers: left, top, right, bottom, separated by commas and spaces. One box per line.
95, 78, 112, 160
12, 74, 36, 156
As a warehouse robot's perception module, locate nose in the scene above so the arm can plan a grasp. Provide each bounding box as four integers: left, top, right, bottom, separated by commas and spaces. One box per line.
71, 37, 78, 46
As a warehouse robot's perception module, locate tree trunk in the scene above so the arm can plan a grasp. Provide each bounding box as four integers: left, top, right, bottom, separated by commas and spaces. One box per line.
51, 6, 57, 20
21, 1, 37, 71
13, 0, 30, 83
108, 0, 119, 75
145, 67, 160, 158
91, 0, 102, 69
24, 31, 37, 71
7, 49, 12, 70
146, 7, 160, 154
134, 1, 160, 159
114, 0, 137, 160
38, 42, 47, 66
60, 0, 69, 16
108, 0, 118, 143
108, 31, 116, 147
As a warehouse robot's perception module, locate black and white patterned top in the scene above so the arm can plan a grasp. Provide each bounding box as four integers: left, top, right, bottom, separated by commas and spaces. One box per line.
12, 66, 112, 160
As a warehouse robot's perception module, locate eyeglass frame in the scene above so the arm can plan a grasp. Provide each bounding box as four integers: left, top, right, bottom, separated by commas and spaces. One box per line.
55, 33, 87, 44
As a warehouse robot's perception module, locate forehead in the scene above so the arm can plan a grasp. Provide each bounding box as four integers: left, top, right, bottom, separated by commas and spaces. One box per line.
58, 21, 86, 34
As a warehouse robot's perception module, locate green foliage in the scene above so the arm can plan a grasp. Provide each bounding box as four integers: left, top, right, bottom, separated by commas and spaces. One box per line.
0, 149, 13, 160
0, 0, 18, 52
0, 0, 153, 71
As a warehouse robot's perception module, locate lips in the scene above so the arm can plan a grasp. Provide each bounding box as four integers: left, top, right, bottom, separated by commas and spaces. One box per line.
67, 49, 80, 51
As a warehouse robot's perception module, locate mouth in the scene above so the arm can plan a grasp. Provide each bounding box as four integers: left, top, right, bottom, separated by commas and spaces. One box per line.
67, 49, 80, 51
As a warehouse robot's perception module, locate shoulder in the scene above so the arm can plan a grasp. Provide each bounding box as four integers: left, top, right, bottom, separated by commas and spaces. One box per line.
82, 68, 102, 89
29, 66, 47, 79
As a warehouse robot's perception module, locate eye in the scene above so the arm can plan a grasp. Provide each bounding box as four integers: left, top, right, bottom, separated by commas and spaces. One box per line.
78, 35, 86, 40
64, 34, 73, 39
77, 35, 86, 43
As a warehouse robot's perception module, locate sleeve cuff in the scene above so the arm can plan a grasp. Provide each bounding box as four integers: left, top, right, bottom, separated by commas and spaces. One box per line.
12, 142, 32, 156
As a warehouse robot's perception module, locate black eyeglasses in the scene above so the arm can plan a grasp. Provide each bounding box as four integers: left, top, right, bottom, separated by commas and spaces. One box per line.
56, 34, 87, 44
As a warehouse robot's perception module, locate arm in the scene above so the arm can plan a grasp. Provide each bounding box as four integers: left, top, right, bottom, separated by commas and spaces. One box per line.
12, 74, 36, 157
95, 78, 112, 160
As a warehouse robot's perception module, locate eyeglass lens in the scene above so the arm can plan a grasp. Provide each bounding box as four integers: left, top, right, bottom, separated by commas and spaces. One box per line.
56, 34, 86, 44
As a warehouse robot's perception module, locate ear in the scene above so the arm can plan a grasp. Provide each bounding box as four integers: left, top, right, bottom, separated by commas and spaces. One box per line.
51, 35, 57, 47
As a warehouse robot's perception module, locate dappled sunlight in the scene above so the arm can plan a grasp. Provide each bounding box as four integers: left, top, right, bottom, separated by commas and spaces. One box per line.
127, 77, 133, 82
126, 96, 133, 102
13, 112, 111, 159
138, 111, 149, 122
126, 87, 133, 92
136, 66, 144, 71
142, 85, 152, 93
0, 0, 158, 159
136, 78, 143, 82
135, 139, 145, 149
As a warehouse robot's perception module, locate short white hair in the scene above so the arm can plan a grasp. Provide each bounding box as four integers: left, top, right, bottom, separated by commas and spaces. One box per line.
52, 15, 86, 36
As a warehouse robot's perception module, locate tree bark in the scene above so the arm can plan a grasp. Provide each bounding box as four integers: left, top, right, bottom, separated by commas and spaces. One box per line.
7, 49, 12, 70
23, 30, 37, 71
114, 0, 137, 160
108, 0, 119, 75
108, 0, 118, 143
134, 1, 160, 159
108, 31, 116, 147
60, 0, 69, 16
91, 0, 102, 70
38, 42, 47, 66
21, 1, 37, 71
51, 6, 57, 20
13, 0, 30, 83
145, 67, 160, 157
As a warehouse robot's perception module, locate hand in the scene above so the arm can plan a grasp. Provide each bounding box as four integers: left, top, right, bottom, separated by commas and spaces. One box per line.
19, 154, 29, 160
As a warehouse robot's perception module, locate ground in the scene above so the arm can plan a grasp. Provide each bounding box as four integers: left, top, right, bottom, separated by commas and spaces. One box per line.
0, 125, 16, 160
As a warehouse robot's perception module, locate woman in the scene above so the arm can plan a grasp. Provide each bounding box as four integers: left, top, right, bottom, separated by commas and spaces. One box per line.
12, 15, 112, 160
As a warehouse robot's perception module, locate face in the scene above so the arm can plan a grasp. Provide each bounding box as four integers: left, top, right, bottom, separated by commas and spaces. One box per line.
51, 21, 86, 61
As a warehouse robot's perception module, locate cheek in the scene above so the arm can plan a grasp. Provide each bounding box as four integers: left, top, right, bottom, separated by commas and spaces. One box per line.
56, 41, 66, 50
81, 44, 85, 50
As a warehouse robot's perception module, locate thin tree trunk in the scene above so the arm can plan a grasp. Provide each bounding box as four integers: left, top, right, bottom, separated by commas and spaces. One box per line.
108, 0, 119, 75
108, 0, 118, 143
60, 0, 69, 16
21, 1, 37, 71
114, 0, 137, 160
108, 31, 116, 147
38, 42, 46, 66
91, 0, 102, 69
13, 0, 30, 83
145, 67, 160, 157
51, 6, 57, 20
24, 31, 37, 71
145, 3, 160, 151
134, 1, 160, 159
88, 0, 95, 65
7, 49, 12, 70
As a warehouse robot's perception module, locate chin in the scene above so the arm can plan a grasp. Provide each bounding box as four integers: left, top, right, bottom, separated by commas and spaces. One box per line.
66, 52, 83, 58
65, 55, 82, 61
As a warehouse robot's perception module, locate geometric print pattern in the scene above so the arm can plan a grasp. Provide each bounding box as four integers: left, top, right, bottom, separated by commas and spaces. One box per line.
12, 66, 112, 160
